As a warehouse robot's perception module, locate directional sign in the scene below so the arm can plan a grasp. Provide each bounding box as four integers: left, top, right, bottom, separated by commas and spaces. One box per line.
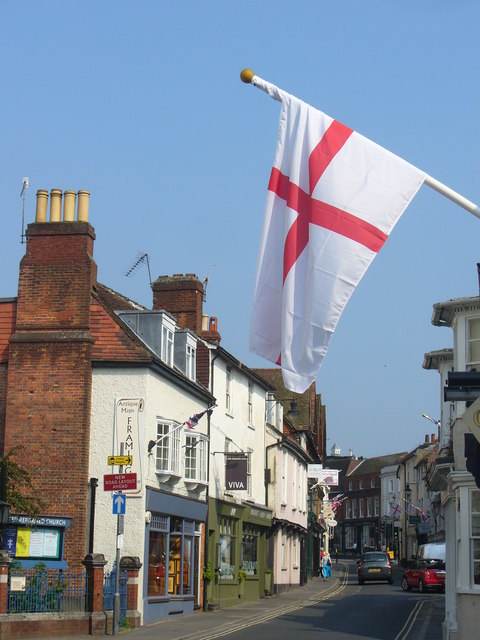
113, 494, 126, 515
104, 473, 137, 492
108, 455, 133, 466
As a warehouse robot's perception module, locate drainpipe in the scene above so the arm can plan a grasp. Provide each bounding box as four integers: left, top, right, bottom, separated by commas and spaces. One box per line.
203, 349, 219, 612
88, 478, 98, 554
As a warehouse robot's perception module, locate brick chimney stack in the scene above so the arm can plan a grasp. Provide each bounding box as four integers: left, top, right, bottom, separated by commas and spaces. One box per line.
152, 274, 221, 342
4, 188, 96, 568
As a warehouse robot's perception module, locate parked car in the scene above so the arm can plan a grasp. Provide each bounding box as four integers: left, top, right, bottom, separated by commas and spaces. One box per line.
401, 559, 445, 592
401, 542, 446, 593
357, 552, 393, 584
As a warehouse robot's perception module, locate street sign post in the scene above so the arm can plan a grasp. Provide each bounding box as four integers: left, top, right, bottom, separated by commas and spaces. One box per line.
103, 473, 137, 492
113, 494, 126, 515
108, 455, 132, 466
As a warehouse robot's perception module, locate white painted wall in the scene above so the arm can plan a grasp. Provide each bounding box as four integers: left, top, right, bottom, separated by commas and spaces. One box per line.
89, 366, 209, 620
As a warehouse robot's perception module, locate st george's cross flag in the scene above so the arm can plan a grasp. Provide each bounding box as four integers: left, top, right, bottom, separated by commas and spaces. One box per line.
249, 93, 426, 393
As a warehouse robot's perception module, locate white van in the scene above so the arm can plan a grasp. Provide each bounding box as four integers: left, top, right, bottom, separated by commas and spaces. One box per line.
416, 542, 446, 562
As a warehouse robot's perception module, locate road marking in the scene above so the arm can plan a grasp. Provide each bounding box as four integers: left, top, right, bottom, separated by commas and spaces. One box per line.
189, 566, 350, 640
394, 600, 424, 640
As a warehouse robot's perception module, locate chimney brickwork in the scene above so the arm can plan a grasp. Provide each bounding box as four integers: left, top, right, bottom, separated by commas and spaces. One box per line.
152, 274, 204, 333
4, 190, 96, 568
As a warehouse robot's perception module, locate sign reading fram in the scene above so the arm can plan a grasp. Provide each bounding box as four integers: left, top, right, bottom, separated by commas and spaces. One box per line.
114, 398, 144, 494
225, 453, 248, 491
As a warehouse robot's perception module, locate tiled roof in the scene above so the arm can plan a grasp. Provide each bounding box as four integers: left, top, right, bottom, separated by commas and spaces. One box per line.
0, 300, 16, 363
348, 452, 408, 475
252, 367, 314, 429
90, 297, 152, 362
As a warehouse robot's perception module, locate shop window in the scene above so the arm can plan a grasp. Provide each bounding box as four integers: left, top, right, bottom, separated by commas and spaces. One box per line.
148, 530, 167, 596
219, 517, 235, 580
147, 514, 195, 597
241, 525, 258, 575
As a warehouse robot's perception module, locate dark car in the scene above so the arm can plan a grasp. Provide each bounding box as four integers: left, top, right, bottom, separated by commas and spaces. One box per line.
357, 552, 393, 584
401, 558, 445, 593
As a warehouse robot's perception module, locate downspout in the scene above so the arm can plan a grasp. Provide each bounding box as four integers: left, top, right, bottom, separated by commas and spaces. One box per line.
88, 477, 98, 554
203, 349, 219, 612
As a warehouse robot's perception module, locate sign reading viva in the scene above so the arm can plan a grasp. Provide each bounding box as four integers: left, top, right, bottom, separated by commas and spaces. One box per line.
115, 398, 145, 494
225, 453, 248, 491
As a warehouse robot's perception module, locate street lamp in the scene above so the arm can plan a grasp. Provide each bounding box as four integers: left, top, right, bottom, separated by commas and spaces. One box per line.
403, 484, 411, 565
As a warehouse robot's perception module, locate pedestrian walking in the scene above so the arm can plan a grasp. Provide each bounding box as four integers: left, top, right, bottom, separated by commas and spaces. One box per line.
322, 552, 332, 581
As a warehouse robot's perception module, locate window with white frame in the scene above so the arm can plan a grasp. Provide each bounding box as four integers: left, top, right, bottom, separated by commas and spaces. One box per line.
281, 532, 287, 569
359, 480, 364, 490
247, 448, 253, 496
161, 321, 174, 366
374, 496, 380, 516
247, 382, 253, 425
155, 421, 180, 475
471, 489, 480, 586
367, 497, 372, 517
371, 478, 375, 488
388, 479, 394, 493
293, 537, 298, 567
351, 500, 357, 519
467, 318, 480, 369
226, 367, 232, 413
186, 343, 196, 381
184, 434, 207, 482
345, 499, 351, 519
292, 459, 296, 509
282, 450, 287, 505
349, 481, 353, 491
359, 499, 364, 518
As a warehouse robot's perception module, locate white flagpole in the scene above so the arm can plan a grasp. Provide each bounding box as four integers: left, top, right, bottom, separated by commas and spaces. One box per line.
240, 69, 480, 220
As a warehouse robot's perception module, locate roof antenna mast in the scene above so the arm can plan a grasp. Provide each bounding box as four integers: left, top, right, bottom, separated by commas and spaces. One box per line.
125, 252, 153, 288
20, 177, 29, 244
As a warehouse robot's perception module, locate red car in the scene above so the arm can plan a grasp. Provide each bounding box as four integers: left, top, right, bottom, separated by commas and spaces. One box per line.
401, 558, 445, 593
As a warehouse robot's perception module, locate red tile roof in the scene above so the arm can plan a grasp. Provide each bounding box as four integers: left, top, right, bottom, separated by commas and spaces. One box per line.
0, 300, 16, 363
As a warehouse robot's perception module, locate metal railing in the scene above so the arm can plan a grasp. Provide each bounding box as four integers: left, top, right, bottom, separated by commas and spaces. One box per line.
8, 567, 88, 613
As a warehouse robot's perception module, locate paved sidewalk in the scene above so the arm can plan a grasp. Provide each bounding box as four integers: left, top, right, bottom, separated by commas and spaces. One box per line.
36, 561, 444, 640
40, 570, 343, 640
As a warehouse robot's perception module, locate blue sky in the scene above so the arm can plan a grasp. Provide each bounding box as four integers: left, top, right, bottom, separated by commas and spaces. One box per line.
1, 1, 479, 457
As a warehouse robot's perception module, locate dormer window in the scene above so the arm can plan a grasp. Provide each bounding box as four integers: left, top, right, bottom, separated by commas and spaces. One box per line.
186, 343, 196, 381
161, 316, 175, 366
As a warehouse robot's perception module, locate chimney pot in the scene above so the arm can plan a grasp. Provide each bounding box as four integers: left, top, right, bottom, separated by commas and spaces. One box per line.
202, 314, 209, 331
77, 190, 90, 222
425, 434, 430, 443
209, 317, 218, 331
63, 190, 77, 221
50, 189, 62, 222
431, 433, 436, 443
35, 189, 49, 223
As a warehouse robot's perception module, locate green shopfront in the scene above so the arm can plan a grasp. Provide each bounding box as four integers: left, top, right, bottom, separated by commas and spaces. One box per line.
205, 497, 272, 609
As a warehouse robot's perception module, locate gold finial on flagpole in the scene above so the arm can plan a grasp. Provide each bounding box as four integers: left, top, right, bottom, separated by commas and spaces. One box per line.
240, 68, 255, 83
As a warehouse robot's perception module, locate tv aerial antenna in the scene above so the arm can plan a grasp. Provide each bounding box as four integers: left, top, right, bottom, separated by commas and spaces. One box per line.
20, 177, 29, 244
125, 252, 153, 288
202, 264, 216, 302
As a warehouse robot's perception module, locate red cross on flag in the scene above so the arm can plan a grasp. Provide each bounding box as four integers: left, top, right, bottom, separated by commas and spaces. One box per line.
250, 92, 425, 393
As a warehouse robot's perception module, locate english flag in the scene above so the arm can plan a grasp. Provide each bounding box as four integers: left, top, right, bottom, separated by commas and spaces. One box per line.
249, 92, 426, 392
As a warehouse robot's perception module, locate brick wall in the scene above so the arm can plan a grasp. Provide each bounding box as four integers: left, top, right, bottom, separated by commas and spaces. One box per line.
4, 221, 97, 568
152, 274, 204, 333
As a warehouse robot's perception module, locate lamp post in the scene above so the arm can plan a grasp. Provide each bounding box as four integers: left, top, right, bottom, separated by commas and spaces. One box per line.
403, 484, 411, 565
